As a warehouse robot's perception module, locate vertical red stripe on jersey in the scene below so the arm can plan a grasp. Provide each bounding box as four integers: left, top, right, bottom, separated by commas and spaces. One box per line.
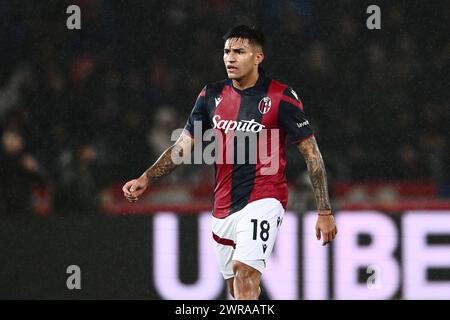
213, 84, 241, 218
248, 80, 289, 209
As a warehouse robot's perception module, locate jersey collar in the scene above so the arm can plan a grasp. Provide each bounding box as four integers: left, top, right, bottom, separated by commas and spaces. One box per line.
227, 68, 268, 96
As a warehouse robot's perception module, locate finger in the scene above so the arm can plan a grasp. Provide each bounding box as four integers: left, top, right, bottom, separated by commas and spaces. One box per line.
122, 185, 130, 196
329, 231, 335, 242
328, 230, 334, 240
330, 231, 335, 241
316, 227, 321, 240
130, 190, 141, 198
125, 193, 137, 200
322, 233, 329, 246
126, 194, 138, 201
123, 182, 133, 196
130, 183, 138, 192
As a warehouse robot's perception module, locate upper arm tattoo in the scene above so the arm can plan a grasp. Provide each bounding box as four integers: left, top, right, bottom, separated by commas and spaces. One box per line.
297, 137, 332, 212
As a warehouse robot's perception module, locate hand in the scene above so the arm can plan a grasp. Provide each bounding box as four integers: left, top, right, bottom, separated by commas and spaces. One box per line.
122, 175, 149, 202
315, 213, 337, 246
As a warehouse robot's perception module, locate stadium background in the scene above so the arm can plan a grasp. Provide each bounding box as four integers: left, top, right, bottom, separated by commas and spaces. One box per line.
0, 0, 449, 299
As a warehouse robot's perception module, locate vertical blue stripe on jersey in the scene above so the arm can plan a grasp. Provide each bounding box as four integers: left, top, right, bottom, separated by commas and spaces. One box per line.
229, 94, 264, 214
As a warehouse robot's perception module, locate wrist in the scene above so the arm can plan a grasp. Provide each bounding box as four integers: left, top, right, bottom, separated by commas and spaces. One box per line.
318, 210, 333, 216
140, 173, 150, 184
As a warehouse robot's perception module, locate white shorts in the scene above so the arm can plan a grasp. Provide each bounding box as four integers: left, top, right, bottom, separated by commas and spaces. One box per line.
211, 198, 285, 279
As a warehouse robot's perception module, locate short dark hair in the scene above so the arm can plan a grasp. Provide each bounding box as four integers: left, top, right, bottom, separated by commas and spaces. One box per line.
223, 25, 265, 49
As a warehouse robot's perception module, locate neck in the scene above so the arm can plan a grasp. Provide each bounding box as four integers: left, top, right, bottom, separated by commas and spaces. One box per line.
232, 68, 259, 90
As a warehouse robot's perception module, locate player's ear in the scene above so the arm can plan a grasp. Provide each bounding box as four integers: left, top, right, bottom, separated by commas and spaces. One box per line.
255, 51, 264, 66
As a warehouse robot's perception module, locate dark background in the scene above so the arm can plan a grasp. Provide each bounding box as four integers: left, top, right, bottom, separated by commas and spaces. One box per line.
0, 0, 449, 300
1, 0, 448, 191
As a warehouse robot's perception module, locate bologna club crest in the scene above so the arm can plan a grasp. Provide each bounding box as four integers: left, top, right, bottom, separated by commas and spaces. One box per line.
258, 97, 272, 114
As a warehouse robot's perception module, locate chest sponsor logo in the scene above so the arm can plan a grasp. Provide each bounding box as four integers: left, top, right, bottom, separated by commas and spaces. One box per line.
212, 115, 265, 133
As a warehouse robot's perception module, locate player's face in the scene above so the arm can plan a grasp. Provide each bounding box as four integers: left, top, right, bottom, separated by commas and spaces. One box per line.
223, 38, 263, 80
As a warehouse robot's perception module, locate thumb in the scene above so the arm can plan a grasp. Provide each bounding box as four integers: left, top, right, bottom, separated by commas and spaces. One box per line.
316, 227, 321, 240
130, 183, 137, 192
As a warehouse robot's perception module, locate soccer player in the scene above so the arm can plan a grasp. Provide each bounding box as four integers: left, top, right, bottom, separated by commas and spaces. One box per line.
123, 25, 337, 300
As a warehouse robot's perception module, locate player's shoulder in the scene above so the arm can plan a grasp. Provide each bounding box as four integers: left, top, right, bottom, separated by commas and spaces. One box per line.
202, 79, 229, 96
270, 78, 302, 102
270, 78, 304, 111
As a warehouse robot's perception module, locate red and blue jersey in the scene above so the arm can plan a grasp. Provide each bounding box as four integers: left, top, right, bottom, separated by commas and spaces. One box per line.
184, 70, 314, 218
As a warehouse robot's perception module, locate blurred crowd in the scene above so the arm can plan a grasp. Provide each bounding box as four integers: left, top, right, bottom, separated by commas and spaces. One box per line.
0, 0, 449, 215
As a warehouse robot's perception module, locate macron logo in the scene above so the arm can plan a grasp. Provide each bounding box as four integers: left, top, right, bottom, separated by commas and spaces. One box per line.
297, 120, 309, 128
290, 89, 299, 100
215, 97, 222, 107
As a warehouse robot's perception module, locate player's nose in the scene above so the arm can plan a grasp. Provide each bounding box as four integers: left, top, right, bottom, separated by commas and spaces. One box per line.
226, 53, 236, 63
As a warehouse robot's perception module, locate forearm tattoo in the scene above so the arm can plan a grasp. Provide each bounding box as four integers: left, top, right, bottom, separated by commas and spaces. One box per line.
298, 137, 332, 212
144, 144, 183, 184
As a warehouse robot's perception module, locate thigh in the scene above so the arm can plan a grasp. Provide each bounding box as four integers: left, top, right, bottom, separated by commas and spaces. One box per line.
212, 215, 237, 279
233, 198, 285, 264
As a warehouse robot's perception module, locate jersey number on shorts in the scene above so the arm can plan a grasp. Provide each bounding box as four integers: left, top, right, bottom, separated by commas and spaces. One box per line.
251, 219, 270, 242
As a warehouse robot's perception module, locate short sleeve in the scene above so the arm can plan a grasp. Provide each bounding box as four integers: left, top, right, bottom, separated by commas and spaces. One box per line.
278, 87, 314, 144
183, 86, 208, 138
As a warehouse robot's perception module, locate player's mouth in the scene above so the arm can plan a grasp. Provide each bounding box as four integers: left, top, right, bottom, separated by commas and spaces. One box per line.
227, 65, 238, 72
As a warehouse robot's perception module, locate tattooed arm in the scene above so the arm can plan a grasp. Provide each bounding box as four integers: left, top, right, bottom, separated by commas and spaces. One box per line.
297, 136, 331, 213
122, 132, 194, 202
144, 132, 194, 184
298, 136, 337, 245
